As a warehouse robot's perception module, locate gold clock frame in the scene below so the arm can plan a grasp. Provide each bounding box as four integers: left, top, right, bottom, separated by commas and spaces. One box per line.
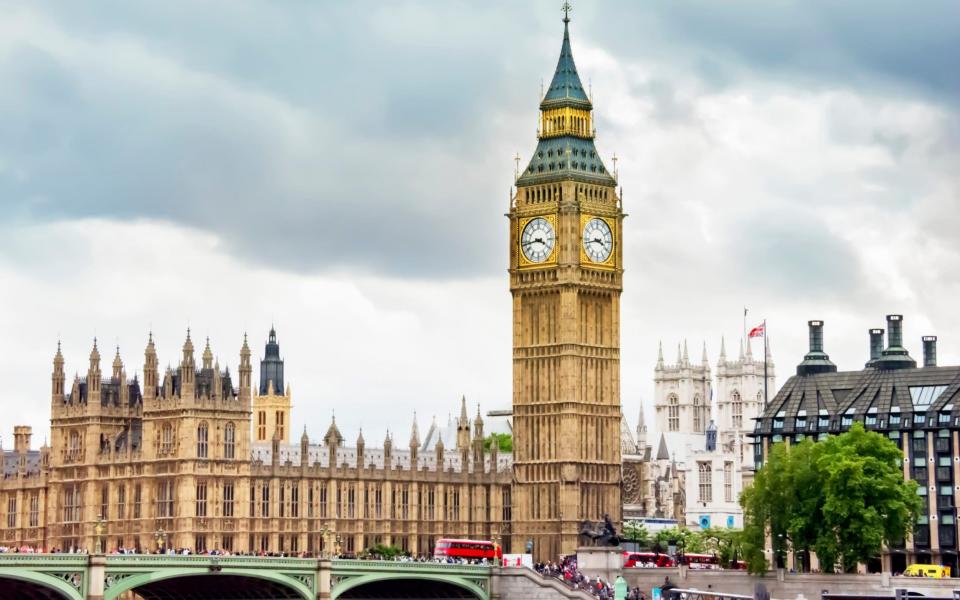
579, 214, 616, 269
518, 214, 558, 268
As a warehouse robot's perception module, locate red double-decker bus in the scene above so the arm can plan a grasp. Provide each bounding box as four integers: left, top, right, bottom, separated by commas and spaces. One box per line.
684, 553, 720, 569
623, 552, 675, 568
434, 539, 502, 561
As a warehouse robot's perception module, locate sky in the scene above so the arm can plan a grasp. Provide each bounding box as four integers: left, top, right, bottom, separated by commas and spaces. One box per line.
1, 0, 958, 448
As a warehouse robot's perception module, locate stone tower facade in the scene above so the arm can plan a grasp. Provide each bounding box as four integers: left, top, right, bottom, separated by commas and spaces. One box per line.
252, 328, 292, 444
715, 337, 775, 464
509, 12, 623, 560
654, 341, 712, 434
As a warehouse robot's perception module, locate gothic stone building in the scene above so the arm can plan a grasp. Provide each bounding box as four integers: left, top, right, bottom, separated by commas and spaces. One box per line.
753, 315, 960, 575
0, 331, 512, 556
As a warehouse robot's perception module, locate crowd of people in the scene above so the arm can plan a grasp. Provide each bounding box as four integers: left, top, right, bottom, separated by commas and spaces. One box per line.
534, 556, 624, 600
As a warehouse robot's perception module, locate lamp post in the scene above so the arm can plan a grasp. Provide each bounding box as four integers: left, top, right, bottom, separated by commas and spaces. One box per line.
94, 514, 105, 555
776, 533, 785, 570
319, 522, 335, 559
154, 528, 167, 554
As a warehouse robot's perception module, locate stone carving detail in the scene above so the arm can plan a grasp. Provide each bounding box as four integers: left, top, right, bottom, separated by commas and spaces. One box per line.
622, 462, 642, 504
105, 572, 137, 589
53, 571, 83, 591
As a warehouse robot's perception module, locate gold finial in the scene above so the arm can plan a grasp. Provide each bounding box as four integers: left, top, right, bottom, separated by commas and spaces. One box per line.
562, 1, 572, 23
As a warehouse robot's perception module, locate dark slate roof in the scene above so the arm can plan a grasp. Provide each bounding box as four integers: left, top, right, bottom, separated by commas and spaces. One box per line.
2, 450, 41, 478
542, 20, 591, 107
71, 378, 142, 407
516, 135, 615, 187
259, 327, 284, 395
755, 365, 960, 435
160, 369, 236, 399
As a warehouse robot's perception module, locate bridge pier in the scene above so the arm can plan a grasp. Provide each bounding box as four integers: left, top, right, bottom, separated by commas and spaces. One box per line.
87, 555, 106, 600
318, 558, 332, 600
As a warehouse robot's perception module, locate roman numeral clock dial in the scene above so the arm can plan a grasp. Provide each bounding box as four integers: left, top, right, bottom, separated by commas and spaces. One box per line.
582, 217, 613, 264
520, 217, 556, 263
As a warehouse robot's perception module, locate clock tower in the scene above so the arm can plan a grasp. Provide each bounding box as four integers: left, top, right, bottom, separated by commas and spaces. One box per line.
509, 9, 623, 560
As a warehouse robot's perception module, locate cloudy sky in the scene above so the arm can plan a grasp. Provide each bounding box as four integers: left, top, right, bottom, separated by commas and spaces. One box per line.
1, 1, 958, 448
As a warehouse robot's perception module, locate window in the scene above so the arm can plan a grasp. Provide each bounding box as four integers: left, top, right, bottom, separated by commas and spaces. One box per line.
157, 480, 174, 518
117, 485, 126, 520
773, 410, 785, 431
69, 430, 81, 457
910, 386, 948, 409
693, 395, 703, 433
161, 423, 173, 454
279, 484, 286, 518
818, 410, 830, 429
795, 409, 807, 430
841, 408, 854, 428
28, 493, 39, 528
224, 422, 236, 459
347, 485, 356, 519
133, 484, 142, 519
276, 411, 285, 440
698, 462, 712, 503
257, 411, 267, 441
668, 394, 680, 432
320, 486, 328, 518
724, 462, 733, 503
63, 485, 81, 522
222, 535, 233, 552
6, 497, 16, 528
308, 485, 315, 518
290, 483, 299, 519
197, 422, 208, 459
100, 485, 109, 519
427, 487, 436, 520
222, 483, 234, 517
260, 485, 270, 518
196, 534, 206, 553
731, 392, 742, 429
196, 482, 207, 518
865, 408, 878, 426
374, 484, 382, 519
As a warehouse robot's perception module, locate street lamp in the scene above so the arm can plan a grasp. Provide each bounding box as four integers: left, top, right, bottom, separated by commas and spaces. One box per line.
776, 533, 785, 569
94, 514, 106, 555
318, 522, 336, 559
154, 528, 167, 554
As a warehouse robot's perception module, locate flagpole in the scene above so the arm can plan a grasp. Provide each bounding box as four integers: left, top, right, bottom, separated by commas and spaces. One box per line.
763, 319, 768, 407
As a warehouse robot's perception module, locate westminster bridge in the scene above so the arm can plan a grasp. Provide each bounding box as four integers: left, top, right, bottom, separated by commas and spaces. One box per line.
0, 554, 515, 600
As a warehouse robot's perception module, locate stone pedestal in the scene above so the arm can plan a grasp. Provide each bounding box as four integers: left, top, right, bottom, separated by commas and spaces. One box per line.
577, 546, 623, 582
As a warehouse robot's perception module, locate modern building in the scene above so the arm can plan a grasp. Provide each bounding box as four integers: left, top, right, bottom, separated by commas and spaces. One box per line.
0, 330, 512, 556
509, 9, 624, 560
753, 315, 959, 574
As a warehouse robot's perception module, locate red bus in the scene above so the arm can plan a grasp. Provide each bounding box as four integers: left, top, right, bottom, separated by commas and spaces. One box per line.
623, 552, 675, 568
434, 539, 502, 561
684, 553, 720, 569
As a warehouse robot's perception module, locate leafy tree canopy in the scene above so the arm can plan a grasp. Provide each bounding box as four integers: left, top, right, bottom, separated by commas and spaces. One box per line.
484, 433, 512, 453
622, 520, 649, 545
740, 423, 921, 574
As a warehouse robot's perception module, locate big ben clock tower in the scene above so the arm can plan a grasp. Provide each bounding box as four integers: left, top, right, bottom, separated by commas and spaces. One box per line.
510, 6, 623, 560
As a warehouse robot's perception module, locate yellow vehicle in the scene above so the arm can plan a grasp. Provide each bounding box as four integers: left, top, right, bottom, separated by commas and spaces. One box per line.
903, 563, 950, 578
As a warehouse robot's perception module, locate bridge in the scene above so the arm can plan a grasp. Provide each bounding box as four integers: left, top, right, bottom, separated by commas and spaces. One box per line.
0, 554, 493, 600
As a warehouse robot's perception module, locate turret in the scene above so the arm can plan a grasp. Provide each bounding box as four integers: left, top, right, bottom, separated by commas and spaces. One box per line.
472, 406, 485, 466
873, 314, 917, 370
409, 414, 420, 467
212, 359, 222, 401
259, 326, 284, 396
87, 338, 102, 397
300, 427, 310, 456
239, 333, 252, 396
143, 333, 158, 401
324, 415, 343, 469
384, 430, 393, 468
52, 341, 65, 400
796, 320, 837, 376
435, 436, 445, 470
656, 341, 664, 371
112, 346, 124, 381
202, 337, 213, 370
179, 329, 195, 397
271, 428, 281, 467
356, 428, 366, 468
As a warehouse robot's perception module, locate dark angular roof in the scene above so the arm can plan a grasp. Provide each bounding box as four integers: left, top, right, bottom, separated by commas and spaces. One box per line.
2, 450, 41, 478
160, 369, 236, 400
542, 20, 591, 107
71, 378, 142, 407
259, 327, 284, 395
755, 365, 960, 435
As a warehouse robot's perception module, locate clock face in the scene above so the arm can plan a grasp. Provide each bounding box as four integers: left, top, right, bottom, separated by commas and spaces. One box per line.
582, 218, 613, 263
520, 217, 556, 263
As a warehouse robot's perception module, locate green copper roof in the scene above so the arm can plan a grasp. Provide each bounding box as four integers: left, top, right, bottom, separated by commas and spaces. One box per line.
542, 19, 590, 106
516, 135, 615, 186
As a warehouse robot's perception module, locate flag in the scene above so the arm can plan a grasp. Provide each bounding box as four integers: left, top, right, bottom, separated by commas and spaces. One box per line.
748, 323, 765, 338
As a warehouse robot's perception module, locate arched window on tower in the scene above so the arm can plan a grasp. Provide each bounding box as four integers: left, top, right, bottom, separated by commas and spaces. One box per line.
161, 423, 173, 454
224, 422, 236, 459
197, 422, 208, 459
668, 394, 680, 432
732, 391, 743, 429
257, 411, 266, 441
693, 394, 703, 433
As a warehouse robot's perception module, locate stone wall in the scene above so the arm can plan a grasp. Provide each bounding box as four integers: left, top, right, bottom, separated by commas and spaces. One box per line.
621, 568, 960, 599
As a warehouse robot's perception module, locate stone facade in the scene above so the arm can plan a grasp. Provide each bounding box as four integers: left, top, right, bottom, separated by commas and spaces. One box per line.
0, 330, 512, 556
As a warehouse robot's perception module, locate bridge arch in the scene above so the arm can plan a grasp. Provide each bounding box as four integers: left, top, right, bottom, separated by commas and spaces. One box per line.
0, 570, 84, 600
333, 573, 487, 600
104, 568, 313, 600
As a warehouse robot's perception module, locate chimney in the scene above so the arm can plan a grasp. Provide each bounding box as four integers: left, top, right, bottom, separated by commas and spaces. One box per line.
923, 336, 937, 368
796, 320, 837, 376
866, 329, 884, 367
874, 314, 917, 370
13, 426, 32, 454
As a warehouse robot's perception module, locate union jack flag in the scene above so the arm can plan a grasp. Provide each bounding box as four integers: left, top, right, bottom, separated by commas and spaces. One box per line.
748, 323, 765, 338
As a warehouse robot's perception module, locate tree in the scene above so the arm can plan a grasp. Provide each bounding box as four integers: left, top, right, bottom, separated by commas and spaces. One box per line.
484, 433, 512, 453
622, 520, 649, 547
699, 527, 743, 566
740, 423, 921, 574
653, 527, 706, 554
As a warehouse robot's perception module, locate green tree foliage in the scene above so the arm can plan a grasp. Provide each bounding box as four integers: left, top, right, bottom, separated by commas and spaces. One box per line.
741, 423, 921, 574
699, 527, 743, 566
484, 433, 513, 453
622, 520, 649, 546
653, 527, 707, 554
364, 543, 405, 559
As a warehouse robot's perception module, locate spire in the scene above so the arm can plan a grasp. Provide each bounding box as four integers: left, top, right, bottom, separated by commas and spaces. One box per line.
202, 337, 213, 369
324, 414, 343, 446
183, 328, 194, 356
54, 340, 64, 368
112, 346, 123, 379
301, 426, 309, 445
410, 413, 420, 447
701, 341, 709, 365
682, 339, 689, 364
738, 338, 745, 361
719, 336, 726, 361
459, 395, 469, 424
259, 326, 284, 396
656, 341, 664, 370
637, 399, 647, 433
676, 343, 682, 366
90, 337, 101, 365
357, 427, 365, 446
543, 3, 589, 104
474, 404, 484, 429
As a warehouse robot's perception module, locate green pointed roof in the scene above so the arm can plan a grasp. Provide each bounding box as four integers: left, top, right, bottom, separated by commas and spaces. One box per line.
542, 19, 590, 107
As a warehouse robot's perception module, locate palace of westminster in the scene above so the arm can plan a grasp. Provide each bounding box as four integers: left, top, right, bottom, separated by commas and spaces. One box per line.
4, 9, 954, 569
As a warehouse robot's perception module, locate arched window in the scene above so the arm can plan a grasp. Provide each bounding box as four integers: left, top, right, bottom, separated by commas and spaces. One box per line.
257, 411, 267, 441
197, 422, 208, 458
699, 461, 713, 503
161, 424, 173, 454
731, 391, 743, 429
224, 422, 236, 460
68, 430, 80, 458
668, 394, 680, 432
693, 394, 703, 433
